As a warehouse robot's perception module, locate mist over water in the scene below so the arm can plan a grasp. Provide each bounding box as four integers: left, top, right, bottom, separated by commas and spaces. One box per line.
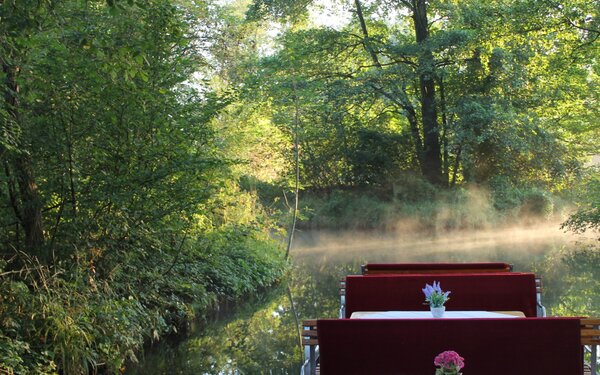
292, 221, 577, 268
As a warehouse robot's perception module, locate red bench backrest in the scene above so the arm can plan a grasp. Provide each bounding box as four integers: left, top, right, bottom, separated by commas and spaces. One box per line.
345, 273, 537, 318
317, 317, 583, 375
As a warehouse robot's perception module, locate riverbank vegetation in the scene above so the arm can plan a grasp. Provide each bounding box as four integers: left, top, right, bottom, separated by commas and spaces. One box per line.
0, 1, 286, 373
1, 0, 598, 373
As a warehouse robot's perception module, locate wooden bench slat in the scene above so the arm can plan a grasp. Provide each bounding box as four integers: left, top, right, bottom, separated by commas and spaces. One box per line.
302, 338, 318, 345
581, 318, 600, 325
580, 328, 600, 337
303, 329, 318, 337
581, 338, 600, 345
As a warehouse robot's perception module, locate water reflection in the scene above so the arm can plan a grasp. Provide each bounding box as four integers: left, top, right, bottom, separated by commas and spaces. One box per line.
127, 227, 599, 374
535, 243, 600, 316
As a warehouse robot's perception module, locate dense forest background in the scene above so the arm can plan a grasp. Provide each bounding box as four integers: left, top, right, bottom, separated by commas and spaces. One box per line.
1, 0, 598, 373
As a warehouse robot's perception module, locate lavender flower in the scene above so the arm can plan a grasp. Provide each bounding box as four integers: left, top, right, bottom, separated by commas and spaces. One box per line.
422, 281, 450, 308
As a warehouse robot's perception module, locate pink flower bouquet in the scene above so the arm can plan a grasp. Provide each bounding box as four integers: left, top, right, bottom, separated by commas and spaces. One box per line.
434, 350, 464, 375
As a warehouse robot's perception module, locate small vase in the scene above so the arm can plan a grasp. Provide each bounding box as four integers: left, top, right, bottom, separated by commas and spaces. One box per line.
435, 369, 461, 375
430, 306, 445, 318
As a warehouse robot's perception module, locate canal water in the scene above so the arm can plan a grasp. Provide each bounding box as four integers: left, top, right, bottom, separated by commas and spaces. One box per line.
126, 224, 599, 374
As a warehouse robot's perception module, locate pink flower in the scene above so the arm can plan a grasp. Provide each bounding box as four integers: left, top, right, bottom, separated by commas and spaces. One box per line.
434, 350, 465, 371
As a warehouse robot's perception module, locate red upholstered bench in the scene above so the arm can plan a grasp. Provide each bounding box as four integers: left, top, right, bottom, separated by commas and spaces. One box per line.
305, 317, 585, 375
361, 262, 513, 274
343, 273, 538, 318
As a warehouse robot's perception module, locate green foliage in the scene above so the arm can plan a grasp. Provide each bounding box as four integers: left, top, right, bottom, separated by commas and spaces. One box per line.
489, 176, 525, 211
393, 173, 438, 203
242, 0, 596, 191
0, 0, 287, 373
300, 190, 392, 229
395, 185, 499, 232
562, 170, 600, 236
298, 175, 564, 231
246, 0, 312, 22
0, 273, 58, 375
489, 176, 557, 220
348, 129, 418, 186
520, 189, 555, 219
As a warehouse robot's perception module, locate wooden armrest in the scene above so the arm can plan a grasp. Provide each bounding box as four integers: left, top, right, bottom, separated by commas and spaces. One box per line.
581, 318, 600, 345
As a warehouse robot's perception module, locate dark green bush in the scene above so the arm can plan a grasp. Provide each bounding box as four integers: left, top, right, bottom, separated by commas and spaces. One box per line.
393, 173, 438, 203
520, 188, 554, 218
489, 176, 556, 219
299, 190, 390, 229
489, 175, 524, 211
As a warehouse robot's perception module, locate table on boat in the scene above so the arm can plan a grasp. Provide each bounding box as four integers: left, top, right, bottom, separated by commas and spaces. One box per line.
350, 310, 525, 319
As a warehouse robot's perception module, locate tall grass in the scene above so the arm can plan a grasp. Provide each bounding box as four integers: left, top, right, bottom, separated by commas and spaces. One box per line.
0, 230, 286, 375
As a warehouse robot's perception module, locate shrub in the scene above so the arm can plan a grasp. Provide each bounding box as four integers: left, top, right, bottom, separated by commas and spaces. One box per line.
520, 188, 554, 219
561, 170, 600, 236
393, 173, 438, 203
489, 175, 523, 211
299, 190, 390, 229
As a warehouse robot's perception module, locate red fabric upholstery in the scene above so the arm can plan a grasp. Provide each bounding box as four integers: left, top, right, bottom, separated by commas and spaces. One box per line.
345, 273, 537, 318
363, 262, 512, 274
317, 318, 583, 375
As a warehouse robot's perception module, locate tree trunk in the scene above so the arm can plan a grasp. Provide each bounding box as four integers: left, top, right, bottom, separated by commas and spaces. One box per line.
3, 62, 45, 259
451, 144, 462, 187
285, 82, 300, 260
66, 118, 78, 217
355, 0, 381, 68
439, 73, 450, 186
355, 0, 424, 172
14, 156, 44, 254
412, 0, 444, 186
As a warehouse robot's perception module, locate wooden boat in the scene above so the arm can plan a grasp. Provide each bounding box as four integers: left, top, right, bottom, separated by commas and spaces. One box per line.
301, 262, 599, 375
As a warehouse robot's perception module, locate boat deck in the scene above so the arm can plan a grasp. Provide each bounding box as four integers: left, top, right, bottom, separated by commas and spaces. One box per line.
301, 263, 599, 375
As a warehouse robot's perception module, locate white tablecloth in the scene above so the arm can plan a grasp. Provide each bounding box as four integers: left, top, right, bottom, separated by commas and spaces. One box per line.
350, 310, 522, 319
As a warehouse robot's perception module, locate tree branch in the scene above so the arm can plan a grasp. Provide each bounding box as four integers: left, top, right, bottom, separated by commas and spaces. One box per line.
163, 233, 188, 276
354, 0, 382, 68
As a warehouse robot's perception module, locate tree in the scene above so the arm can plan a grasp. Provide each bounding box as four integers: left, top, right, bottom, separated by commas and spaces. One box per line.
0, 0, 53, 260
246, 0, 597, 191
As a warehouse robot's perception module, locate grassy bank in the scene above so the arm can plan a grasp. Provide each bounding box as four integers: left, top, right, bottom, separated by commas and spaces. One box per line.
0, 228, 286, 375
